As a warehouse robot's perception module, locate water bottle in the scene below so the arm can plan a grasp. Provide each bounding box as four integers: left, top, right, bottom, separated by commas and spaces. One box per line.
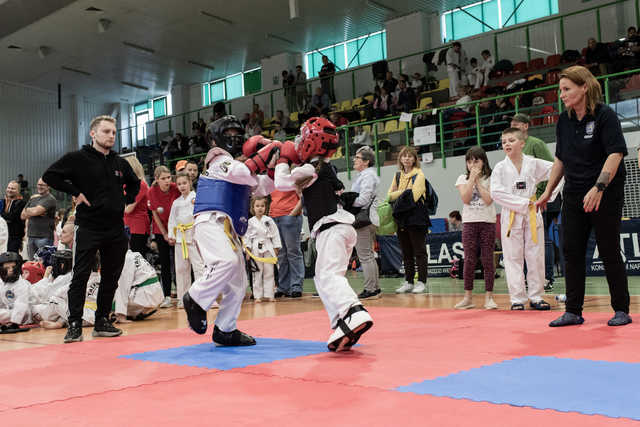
555, 294, 566, 303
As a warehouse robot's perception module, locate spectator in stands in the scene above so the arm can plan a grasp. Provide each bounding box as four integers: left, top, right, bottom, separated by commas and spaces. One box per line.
185, 161, 199, 191
329, 111, 348, 127
16, 174, 29, 197
373, 87, 394, 119
245, 116, 262, 138
352, 125, 373, 150
382, 71, 399, 95
295, 65, 308, 111
310, 87, 331, 115
319, 55, 336, 102
388, 146, 429, 295
446, 41, 468, 98
273, 121, 287, 141
269, 190, 304, 298
614, 26, 640, 72
351, 146, 381, 300
241, 113, 250, 128
282, 70, 296, 113
585, 37, 611, 76
213, 102, 226, 121
275, 110, 293, 133
411, 72, 425, 93
448, 210, 463, 231
197, 118, 206, 133
250, 103, 265, 127
540, 65, 631, 327
467, 58, 480, 89
147, 165, 180, 308
494, 96, 513, 123
124, 156, 150, 257
395, 80, 417, 113
510, 113, 557, 289
1, 181, 26, 253
21, 178, 57, 260
479, 50, 494, 88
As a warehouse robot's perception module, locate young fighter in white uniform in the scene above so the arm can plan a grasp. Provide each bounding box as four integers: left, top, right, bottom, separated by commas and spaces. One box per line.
31, 250, 73, 329
182, 116, 276, 346
114, 249, 164, 323
245, 197, 281, 302
167, 172, 204, 307
491, 128, 560, 310
82, 263, 102, 326
274, 118, 373, 352
0, 252, 32, 333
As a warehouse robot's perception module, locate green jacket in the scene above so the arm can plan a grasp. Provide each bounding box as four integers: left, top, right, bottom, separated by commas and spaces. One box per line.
523, 135, 553, 198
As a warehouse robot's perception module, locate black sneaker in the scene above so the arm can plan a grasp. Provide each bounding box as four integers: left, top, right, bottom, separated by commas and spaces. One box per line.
544, 280, 553, 291
212, 325, 256, 346
274, 291, 287, 298
290, 291, 302, 298
358, 289, 381, 300
92, 317, 123, 337
64, 320, 83, 343
183, 292, 208, 334
607, 311, 632, 326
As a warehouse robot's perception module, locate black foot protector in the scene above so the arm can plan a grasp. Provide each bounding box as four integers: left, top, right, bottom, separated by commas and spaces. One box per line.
183, 293, 208, 334
327, 305, 373, 352
212, 325, 256, 346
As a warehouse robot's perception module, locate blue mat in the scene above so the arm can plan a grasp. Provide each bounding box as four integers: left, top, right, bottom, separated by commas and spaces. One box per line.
120, 338, 328, 370
396, 356, 640, 420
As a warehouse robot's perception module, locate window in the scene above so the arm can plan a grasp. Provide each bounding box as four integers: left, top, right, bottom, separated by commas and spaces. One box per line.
201, 68, 263, 106
441, 0, 559, 42
132, 95, 172, 142
305, 30, 387, 78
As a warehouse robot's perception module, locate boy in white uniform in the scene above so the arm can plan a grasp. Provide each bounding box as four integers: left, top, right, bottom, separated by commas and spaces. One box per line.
31, 250, 73, 328
245, 197, 281, 302
182, 116, 276, 346
114, 249, 164, 322
167, 172, 204, 307
491, 128, 559, 310
0, 252, 32, 333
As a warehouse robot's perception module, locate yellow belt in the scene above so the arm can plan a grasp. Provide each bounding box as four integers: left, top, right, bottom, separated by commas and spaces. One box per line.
506, 195, 538, 244
223, 218, 278, 265
174, 223, 194, 260
84, 301, 97, 311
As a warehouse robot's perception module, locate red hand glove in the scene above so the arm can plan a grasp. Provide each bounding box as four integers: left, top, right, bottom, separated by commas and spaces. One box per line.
242, 135, 271, 158
244, 141, 281, 174
277, 140, 301, 165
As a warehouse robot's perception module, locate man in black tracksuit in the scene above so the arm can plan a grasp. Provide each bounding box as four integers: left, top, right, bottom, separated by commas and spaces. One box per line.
43, 115, 140, 343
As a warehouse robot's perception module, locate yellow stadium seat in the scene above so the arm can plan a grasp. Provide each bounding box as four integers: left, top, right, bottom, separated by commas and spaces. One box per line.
340, 100, 352, 111
415, 97, 433, 111
362, 125, 372, 134
364, 95, 374, 103
439, 79, 450, 89
331, 103, 340, 111
380, 120, 398, 134
398, 120, 408, 131
352, 97, 363, 107
290, 111, 298, 122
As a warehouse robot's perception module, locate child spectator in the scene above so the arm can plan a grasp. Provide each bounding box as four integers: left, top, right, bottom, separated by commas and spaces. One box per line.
147, 165, 180, 308
490, 128, 559, 311
454, 147, 497, 310
124, 156, 150, 257
167, 172, 204, 308
245, 197, 281, 302
448, 210, 463, 231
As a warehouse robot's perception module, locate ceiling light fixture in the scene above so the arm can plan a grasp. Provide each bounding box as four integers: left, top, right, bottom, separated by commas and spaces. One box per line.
187, 60, 216, 71
85, 6, 104, 12
121, 81, 149, 90
200, 10, 234, 25
61, 66, 92, 76
7, 45, 22, 50
289, 0, 300, 19
98, 18, 112, 33
122, 41, 155, 54
266, 33, 294, 44
366, 0, 396, 14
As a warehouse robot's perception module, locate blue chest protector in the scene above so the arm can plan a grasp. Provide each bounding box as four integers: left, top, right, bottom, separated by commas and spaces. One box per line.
193, 177, 251, 236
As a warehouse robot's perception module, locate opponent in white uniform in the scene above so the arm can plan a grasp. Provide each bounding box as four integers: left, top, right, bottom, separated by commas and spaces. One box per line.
114, 249, 164, 322
182, 116, 276, 346
274, 118, 373, 352
245, 197, 281, 302
491, 128, 560, 310
0, 252, 32, 332
167, 173, 204, 306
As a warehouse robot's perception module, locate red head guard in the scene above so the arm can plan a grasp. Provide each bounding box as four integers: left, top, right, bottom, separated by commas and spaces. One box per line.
296, 117, 339, 163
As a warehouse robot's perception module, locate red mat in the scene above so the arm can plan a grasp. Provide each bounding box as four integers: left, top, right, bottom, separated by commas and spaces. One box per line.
0, 308, 638, 426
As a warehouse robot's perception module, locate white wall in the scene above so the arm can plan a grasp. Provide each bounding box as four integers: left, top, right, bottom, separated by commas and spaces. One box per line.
0, 80, 109, 186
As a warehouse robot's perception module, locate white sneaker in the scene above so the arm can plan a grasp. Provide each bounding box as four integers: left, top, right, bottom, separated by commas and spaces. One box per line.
455, 298, 475, 309
484, 297, 498, 310
411, 281, 426, 294
177, 300, 184, 309
395, 281, 413, 293
159, 296, 173, 308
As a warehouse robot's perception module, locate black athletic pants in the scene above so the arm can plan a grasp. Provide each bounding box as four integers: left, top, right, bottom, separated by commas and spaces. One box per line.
397, 226, 428, 284
68, 226, 128, 324
562, 184, 630, 315
154, 233, 172, 297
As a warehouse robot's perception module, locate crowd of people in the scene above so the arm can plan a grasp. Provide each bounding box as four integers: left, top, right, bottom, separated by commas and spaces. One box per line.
0, 60, 633, 348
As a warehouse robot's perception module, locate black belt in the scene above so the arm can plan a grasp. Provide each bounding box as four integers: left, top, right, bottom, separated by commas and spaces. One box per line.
316, 222, 340, 235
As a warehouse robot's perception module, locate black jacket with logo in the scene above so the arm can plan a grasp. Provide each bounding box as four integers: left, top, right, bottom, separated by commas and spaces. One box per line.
43, 145, 140, 231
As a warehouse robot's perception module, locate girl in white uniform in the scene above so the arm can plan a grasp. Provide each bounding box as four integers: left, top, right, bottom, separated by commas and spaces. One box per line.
274, 117, 373, 352
245, 197, 281, 302
167, 172, 204, 308
491, 128, 560, 310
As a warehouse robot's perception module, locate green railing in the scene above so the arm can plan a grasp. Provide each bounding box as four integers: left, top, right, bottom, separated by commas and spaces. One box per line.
118, 0, 638, 152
